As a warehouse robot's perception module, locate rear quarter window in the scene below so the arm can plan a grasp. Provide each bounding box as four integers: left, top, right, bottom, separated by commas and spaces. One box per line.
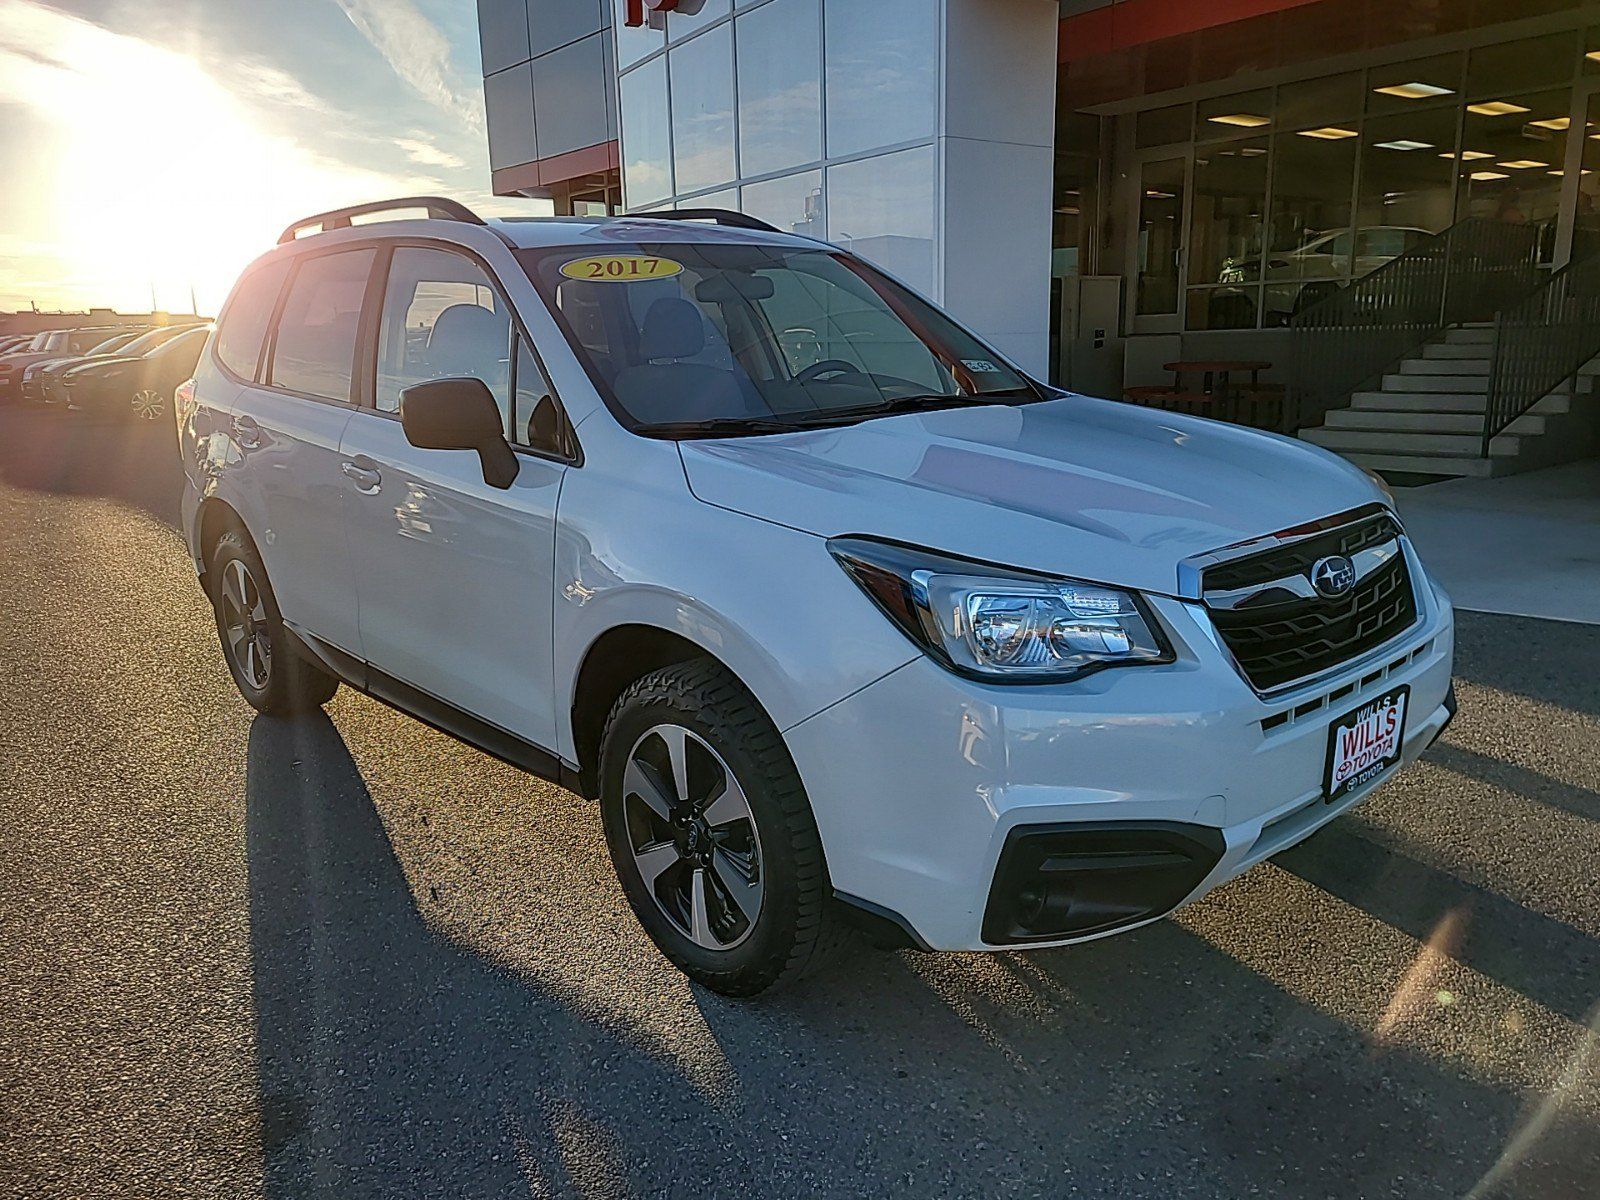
216, 260, 291, 381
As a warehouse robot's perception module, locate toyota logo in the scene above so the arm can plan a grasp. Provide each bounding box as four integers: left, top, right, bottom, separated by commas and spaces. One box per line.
1310, 554, 1356, 599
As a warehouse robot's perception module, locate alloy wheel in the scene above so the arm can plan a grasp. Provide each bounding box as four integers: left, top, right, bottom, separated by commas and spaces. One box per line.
622, 724, 764, 950
219, 558, 271, 690
131, 389, 164, 420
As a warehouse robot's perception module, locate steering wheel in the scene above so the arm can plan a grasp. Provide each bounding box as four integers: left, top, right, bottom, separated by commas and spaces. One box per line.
795, 359, 862, 383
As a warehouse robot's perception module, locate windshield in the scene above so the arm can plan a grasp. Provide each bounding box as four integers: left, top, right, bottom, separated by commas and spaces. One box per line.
517, 242, 1037, 435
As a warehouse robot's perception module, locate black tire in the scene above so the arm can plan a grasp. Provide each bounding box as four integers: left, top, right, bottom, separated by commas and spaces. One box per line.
208, 528, 339, 715
598, 659, 845, 996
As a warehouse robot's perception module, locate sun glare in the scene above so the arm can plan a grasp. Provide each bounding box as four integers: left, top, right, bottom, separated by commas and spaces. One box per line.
0, 0, 439, 314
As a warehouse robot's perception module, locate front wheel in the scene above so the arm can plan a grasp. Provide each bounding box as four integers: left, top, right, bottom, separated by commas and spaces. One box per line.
598, 660, 843, 996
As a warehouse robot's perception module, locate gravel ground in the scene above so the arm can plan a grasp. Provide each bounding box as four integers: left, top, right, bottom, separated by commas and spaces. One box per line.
0, 409, 1595, 1199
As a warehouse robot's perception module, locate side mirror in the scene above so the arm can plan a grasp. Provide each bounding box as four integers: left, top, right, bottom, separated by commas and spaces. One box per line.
399, 377, 518, 489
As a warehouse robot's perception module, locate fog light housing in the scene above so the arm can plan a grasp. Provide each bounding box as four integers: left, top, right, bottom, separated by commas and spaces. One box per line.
982, 822, 1225, 945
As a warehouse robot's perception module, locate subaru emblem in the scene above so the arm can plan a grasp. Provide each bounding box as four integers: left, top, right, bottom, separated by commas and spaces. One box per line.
1310, 554, 1356, 600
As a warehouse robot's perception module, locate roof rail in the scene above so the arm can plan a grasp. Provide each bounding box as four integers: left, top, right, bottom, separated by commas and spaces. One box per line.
620, 208, 781, 234
278, 196, 486, 244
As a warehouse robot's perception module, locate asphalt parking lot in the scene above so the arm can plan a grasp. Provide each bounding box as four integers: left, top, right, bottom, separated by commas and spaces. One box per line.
0, 408, 1595, 1199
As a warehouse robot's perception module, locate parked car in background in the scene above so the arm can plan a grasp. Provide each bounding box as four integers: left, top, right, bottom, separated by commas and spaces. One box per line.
0, 334, 34, 355
65, 324, 211, 420
0, 327, 122, 403
22, 329, 149, 407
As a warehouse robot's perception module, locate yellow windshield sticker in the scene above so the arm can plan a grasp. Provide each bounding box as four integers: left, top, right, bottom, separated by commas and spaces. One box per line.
560, 254, 684, 283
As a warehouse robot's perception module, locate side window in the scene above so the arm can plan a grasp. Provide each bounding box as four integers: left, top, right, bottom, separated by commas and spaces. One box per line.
513, 336, 569, 456
375, 247, 511, 430
216, 260, 290, 381
269, 249, 375, 401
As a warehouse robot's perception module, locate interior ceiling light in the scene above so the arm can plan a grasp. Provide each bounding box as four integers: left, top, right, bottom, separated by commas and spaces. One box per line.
1207, 113, 1270, 127
1144, 190, 1175, 199
1298, 126, 1359, 139
1447, 150, 1495, 160
1499, 159, 1548, 169
1375, 139, 1434, 151
1588, 50, 1600, 62
1239, 146, 1268, 155
1374, 81, 1454, 99
1471, 170, 1510, 181
1546, 168, 1592, 176
1468, 100, 1532, 116
1527, 116, 1571, 130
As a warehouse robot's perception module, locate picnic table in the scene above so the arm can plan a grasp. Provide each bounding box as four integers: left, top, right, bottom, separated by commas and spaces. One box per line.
1162, 359, 1272, 398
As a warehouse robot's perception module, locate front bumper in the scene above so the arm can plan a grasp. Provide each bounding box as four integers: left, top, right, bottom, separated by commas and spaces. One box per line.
786, 561, 1455, 952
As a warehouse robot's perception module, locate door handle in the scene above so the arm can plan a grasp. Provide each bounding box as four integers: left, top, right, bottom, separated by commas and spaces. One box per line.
341, 458, 382, 492
232, 414, 262, 448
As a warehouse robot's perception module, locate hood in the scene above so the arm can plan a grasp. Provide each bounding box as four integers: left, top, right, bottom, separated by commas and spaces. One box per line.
679, 394, 1382, 597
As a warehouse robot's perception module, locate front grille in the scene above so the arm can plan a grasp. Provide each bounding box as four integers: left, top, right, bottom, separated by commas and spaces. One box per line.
1204, 516, 1418, 692
1204, 511, 1400, 592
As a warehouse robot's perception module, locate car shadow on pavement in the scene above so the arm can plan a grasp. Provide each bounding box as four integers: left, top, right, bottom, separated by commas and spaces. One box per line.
0, 409, 181, 531
244, 712, 742, 1199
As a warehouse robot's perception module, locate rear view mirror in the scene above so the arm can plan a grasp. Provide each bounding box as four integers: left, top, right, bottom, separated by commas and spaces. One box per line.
399, 377, 518, 489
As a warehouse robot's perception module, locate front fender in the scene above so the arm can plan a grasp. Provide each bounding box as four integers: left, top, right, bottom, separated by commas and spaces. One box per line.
551, 430, 917, 762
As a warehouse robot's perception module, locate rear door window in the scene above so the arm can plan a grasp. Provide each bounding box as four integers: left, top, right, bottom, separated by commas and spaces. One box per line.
269, 249, 376, 402
217, 260, 291, 381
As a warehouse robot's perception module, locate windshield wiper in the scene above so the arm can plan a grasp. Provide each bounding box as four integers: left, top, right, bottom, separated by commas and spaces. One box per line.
644, 416, 807, 439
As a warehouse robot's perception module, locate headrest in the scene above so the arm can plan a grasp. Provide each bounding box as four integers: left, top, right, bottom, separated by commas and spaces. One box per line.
639, 297, 705, 361
429, 303, 502, 348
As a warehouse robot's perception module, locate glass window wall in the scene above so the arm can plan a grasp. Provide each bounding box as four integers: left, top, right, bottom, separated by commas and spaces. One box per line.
824, 0, 937, 158
736, 0, 822, 179
827, 145, 936, 295
620, 55, 673, 208
669, 23, 737, 196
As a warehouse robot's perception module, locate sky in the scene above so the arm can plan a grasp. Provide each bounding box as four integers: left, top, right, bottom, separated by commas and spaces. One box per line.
0, 0, 542, 316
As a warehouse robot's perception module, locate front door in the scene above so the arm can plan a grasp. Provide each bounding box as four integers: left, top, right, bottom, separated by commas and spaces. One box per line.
338, 244, 567, 751
1129, 151, 1192, 334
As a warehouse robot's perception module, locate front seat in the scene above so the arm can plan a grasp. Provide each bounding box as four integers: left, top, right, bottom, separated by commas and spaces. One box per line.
611, 297, 750, 423
427, 303, 508, 392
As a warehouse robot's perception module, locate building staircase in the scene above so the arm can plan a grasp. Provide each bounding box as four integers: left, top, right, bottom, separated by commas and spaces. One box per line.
1299, 324, 1600, 478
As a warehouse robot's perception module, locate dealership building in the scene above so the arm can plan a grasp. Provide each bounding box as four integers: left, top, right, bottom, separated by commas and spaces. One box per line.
477, 0, 1600, 476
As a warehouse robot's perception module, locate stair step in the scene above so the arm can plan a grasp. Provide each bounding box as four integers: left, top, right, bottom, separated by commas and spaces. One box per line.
1334, 451, 1502, 478
1444, 327, 1495, 345
1351, 391, 1487, 412
1381, 372, 1489, 393
1326, 409, 1488, 433
1399, 357, 1489, 376
1350, 391, 1577, 416
1421, 342, 1491, 360
1302, 426, 1518, 456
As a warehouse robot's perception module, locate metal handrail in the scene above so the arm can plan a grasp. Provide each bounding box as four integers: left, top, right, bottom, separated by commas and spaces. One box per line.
1289, 218, 1541, 432
1482, 236, 1600, 455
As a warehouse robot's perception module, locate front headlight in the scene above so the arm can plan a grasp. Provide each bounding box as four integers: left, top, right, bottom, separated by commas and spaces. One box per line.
829, 538, 1171, 682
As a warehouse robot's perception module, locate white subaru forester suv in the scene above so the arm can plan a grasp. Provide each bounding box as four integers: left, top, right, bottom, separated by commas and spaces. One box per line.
179, 197, 1456, 996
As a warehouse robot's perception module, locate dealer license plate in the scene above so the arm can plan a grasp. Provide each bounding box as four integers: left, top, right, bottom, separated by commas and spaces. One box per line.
1324, 685, 1409, 802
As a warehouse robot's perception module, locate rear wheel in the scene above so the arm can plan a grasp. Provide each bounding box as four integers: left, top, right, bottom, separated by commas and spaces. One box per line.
599, 660, 843, 996
209, 529, 338, 715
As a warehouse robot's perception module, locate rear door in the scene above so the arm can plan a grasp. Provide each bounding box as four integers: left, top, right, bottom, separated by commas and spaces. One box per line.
211, 248, 371, 654
337, 242, 570, 750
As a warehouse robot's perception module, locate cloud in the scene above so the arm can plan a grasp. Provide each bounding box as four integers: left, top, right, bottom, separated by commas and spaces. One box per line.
395, 135, 466, 170
0, 0, 444, 313
331, 0, 483, 131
